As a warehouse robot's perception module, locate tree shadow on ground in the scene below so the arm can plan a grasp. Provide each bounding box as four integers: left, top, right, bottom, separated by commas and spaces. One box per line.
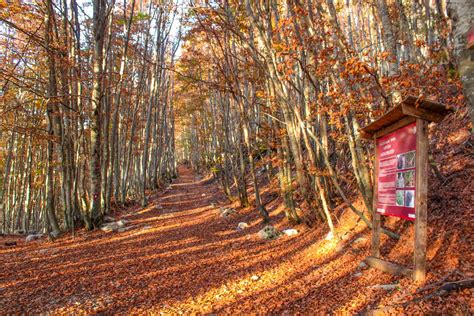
2, 166, 438, 314
0, 168, 326, 313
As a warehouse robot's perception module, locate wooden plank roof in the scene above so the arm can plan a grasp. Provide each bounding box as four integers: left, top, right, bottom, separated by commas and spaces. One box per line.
359, 96, 455, 140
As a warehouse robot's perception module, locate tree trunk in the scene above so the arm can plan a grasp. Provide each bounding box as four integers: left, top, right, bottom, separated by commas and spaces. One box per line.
89, 0, 107, 228
448, 1, 474, 133
44, 0, 62, 236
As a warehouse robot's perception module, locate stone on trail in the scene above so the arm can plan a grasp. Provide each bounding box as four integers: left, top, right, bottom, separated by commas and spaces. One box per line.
116, 219, 129, 228
359, 261, 368, 269
101, 219, 131, 232
25, 234, 43, 242
282, 228, 298, 236
219, 207, 236, 218
100, 222, 119, 232
103, 215, 116, 223
325, 231, 334, 240
237, 222, 249, 230
251, 275, 259, 281
258, 225, 280, 240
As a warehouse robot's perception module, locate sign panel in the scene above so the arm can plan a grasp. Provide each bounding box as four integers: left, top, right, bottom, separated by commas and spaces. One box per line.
376, 122, 416, 220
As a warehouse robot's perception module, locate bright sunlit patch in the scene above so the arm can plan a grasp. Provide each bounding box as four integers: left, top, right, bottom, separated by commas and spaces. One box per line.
136, 204, 160, 214
314, 238, 340, 257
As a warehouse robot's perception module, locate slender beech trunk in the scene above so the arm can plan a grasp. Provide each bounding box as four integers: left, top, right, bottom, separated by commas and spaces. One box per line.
89, 0, 107, 228
448, 0, 474, 133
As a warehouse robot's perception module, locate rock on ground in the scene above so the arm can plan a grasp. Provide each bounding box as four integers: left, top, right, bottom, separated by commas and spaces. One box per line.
325, 231, 334, 240
237, 222, 249, 230
219, 207, 236, 218
101, 219, 131, 232
101, 222, 120, 232
251, 275, 259, 281
258, 225, 280, 240
117, 219, 129, 228
282, 229, 298, 236
103, 215, 116, 222
25, 234, 43, 242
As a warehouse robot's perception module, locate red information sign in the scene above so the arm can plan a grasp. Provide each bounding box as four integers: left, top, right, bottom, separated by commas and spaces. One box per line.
376, 122, 416, 220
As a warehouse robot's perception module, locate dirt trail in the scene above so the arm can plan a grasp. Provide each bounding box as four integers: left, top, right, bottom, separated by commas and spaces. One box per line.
1, 167, 469, 314
1, 167, 319, 313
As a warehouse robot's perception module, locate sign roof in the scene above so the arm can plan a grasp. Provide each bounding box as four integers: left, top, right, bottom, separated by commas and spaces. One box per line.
359, 96, 454, 140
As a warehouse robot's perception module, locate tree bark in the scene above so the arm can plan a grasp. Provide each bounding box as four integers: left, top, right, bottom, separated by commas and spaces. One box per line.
89, 0, 107, 228
448, 0, 474, 133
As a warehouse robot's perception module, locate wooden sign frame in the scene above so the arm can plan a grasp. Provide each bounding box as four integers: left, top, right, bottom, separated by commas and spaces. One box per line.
360, 96, 453, 282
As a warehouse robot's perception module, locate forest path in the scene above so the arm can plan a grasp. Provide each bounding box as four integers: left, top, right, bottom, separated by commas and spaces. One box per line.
1, 167, 278, 313
1, 166, 377, 314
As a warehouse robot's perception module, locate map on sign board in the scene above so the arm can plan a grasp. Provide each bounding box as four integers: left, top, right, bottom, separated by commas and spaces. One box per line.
376, 122, 416, 220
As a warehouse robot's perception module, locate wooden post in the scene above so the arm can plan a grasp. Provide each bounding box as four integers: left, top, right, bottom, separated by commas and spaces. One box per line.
371, 138, 381, 257
360, 97, 453, 281
414, 119, 429, 282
